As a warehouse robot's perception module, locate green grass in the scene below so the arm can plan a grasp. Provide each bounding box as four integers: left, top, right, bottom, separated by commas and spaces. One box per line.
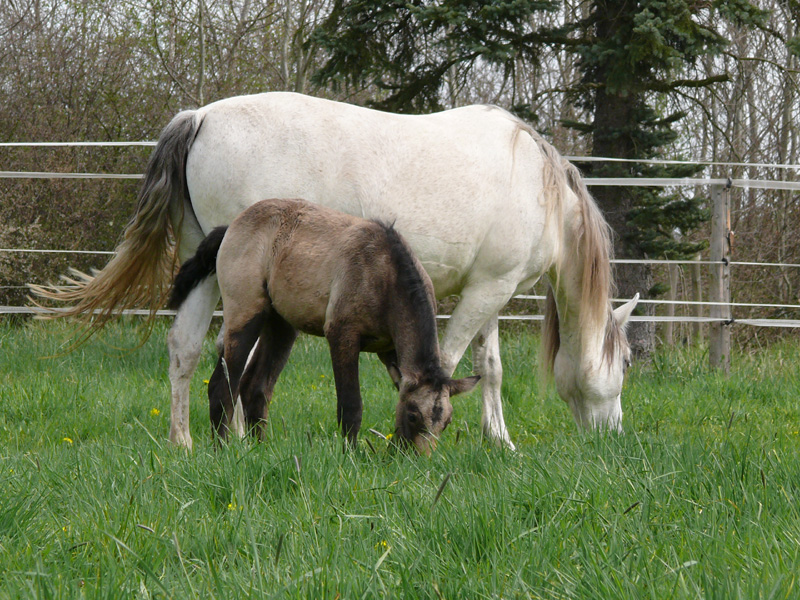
1, 319, 799, 599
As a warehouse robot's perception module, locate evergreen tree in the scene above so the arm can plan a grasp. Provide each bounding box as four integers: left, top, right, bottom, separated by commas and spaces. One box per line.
312, 0, 559, 113
559, 0, 768, 356
313, 0, 769, 356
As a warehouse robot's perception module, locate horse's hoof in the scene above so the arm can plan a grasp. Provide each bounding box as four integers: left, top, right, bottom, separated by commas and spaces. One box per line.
483, 426, 516, 451
169, 430, 194, 451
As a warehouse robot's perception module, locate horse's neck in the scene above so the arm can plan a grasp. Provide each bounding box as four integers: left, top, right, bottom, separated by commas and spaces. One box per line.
549, 234, 607, 363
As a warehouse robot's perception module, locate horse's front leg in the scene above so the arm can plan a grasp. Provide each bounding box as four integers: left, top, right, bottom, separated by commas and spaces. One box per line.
168, 275, 220, 450
326, 326, 363, 446
439, 278, 517, 450
471, 315, 515, 450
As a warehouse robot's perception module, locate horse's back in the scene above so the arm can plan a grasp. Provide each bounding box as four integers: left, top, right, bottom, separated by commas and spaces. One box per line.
187, 93, 555, 298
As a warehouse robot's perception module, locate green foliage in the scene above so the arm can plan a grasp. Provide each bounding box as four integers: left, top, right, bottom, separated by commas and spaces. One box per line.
564, 0, 767, 261
312, 0, 559, 113
571, 0, 767, 97
2, 320, 800, 598
312, 0, 769, 263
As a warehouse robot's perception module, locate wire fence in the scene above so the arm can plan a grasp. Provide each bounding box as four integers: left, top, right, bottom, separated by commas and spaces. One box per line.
4, 248, 799, 325
2, 145, 799, 327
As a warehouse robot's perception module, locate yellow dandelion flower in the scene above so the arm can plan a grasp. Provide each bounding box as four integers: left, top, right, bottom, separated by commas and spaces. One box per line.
228, 502, 236, 510
203, 379, 210, 385
62, 437, 73, 445
385, 433, 393, 441
150, 408, 161, 417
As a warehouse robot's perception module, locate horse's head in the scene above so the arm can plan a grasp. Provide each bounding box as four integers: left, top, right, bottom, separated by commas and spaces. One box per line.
550, 294, 639, 433
388, 367, 480, 455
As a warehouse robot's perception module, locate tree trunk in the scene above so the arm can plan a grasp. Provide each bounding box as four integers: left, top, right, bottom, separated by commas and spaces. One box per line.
590, 86, 655, 360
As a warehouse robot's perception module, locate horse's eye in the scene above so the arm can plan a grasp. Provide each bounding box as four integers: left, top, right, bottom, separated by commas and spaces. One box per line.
406, 407, 420, 425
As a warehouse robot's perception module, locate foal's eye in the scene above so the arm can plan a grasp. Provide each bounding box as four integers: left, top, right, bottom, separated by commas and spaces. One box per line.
406, 407, 420, 425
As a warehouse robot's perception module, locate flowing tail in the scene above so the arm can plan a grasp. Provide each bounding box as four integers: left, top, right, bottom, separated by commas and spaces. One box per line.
29, 109, 203, 341
169, 226, 227, 310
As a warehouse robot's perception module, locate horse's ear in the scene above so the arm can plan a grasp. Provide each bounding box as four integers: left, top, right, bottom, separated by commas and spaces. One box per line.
613, 293, 639, 329
447, 375, 481, 397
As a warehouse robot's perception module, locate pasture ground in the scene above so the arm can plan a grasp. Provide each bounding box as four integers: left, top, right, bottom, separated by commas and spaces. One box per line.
1, 319, 799, 599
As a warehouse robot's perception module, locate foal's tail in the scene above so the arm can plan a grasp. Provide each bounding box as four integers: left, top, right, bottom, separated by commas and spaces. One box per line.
29, 109, 203, 342
169, 227, 228, 310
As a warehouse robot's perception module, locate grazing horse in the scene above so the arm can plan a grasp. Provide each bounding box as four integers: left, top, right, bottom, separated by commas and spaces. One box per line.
31, 92, 639, 450
168, 198, 480, 453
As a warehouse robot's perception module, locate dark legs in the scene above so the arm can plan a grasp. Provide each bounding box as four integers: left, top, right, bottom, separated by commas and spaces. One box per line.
238, 314, 297, 440
208, 311, 296, 442
208, 312, 263, 441
210, 315, 364, 447
327, 327, 363, 445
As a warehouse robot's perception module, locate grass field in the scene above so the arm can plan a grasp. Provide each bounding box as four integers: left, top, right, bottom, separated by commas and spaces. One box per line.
1, 318, 799, 599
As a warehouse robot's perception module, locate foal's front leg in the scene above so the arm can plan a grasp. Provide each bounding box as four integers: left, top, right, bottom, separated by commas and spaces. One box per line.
326, 326, 363, 446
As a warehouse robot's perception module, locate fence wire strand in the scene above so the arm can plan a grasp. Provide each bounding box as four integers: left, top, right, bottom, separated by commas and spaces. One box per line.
3, 148, 799, 327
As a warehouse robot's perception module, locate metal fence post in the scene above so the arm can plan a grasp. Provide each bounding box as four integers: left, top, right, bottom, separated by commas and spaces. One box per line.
691, 253, 703, 345
709, 182, 732, 373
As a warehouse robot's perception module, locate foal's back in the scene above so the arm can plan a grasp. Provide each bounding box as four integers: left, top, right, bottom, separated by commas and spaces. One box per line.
217, 198, 412, 338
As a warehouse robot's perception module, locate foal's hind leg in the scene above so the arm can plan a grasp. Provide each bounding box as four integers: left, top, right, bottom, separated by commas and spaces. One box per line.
209, 311, 265, 441
238, 313, 298, 441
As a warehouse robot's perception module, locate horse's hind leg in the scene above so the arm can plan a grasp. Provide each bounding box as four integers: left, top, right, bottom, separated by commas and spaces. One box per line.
238, 313, 298, 440
168, 275, 220, 450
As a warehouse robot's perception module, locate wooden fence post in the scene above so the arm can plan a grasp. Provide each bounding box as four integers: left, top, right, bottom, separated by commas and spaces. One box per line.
709, 182, 732, 372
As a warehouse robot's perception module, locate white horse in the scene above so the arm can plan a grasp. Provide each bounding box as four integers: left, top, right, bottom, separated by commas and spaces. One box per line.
33, 92, 639, 450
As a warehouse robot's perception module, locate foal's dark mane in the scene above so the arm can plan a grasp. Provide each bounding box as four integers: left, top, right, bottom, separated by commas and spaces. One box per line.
379, 222, 445, 383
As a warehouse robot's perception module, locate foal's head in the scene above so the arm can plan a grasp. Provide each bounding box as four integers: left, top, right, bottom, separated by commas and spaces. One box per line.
389, 366, 480, 455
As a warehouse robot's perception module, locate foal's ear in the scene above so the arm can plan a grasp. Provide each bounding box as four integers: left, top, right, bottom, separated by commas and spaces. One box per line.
387, 364, 417, 391
387, 363, 402, 390
447, 375, 481, 397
